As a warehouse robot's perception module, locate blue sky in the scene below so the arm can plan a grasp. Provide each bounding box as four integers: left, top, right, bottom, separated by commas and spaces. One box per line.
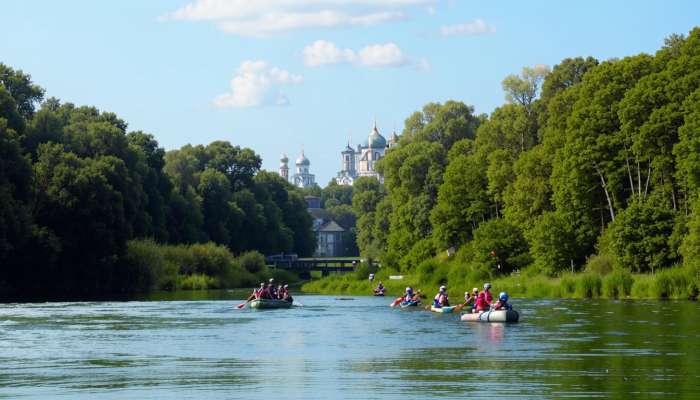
2, 1, 699, 185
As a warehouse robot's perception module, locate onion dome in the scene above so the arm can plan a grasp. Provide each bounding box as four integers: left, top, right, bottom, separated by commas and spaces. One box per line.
280, 153, 288, 163
296, 149, 310, 166
367, 121, 387, 149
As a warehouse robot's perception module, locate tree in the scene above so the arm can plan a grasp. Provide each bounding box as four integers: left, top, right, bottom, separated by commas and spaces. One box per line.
601, 198, 676, 273
0, 63, 44, 119
466, 219, 531, 275
502, 64, 550, 110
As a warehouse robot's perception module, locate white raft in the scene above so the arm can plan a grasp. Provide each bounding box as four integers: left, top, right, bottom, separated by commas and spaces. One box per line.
461, 309, 519, 323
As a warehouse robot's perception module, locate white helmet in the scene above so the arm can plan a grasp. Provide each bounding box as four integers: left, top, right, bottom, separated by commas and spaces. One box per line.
484, 283, 491, 290
439, 285, 446, 292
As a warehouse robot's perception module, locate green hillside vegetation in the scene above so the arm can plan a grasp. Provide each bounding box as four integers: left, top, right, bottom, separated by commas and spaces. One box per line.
304, 28, 700, 300
0, 64, 314, 300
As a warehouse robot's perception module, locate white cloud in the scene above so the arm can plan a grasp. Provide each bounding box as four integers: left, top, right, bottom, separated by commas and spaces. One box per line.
214, 60, 303, 108
302, 40, 356, 66
358, 43, 407, 66
302, 40, 411, 68
161, 0, 434, 36
440, 19, 496, 37
216, 10, 402, 37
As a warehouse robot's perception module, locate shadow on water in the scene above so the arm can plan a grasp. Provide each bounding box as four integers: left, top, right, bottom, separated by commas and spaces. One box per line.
0, 294, 699, 399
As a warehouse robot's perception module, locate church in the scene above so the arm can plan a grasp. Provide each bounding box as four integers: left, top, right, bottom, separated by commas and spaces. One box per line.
278, 150, 315, 188
335, 121, 399, 186
277, 121, 398, 188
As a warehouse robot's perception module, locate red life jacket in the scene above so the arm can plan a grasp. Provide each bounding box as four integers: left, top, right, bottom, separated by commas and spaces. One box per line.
483, 290, 493, 304
475, 296, 488, 311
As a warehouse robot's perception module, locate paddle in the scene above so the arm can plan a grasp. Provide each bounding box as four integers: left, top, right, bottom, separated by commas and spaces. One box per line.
390, 298, 402, 307
236, 295, 255, 309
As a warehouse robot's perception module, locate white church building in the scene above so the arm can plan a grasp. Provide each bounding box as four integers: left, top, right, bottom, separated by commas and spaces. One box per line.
335, 121, 398, 186
277, 121, 398, 188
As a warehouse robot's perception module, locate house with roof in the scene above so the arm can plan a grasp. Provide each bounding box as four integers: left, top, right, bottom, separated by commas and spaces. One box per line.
305, 195, 346, 257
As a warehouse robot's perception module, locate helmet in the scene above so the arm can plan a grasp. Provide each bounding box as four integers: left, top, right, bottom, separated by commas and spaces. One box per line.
439, 285, 446, 292
472, 287, 479, 293
499, 292, 508, 301
283, 284, 289, 288
484, 283, 492, 290
269, 278, 275, 282
406, 287, 413, 292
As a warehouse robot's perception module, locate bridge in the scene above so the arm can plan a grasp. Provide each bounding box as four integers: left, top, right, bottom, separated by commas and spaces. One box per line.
265, 254, 377, 278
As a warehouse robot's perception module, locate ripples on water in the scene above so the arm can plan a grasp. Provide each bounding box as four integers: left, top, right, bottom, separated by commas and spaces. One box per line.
1, 295, 699, 399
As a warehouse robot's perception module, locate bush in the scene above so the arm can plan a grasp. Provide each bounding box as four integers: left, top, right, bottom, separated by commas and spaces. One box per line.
602, 269, 633, 298
239, 251, 266, 274
469, 219, 531, 275
631, 275, 653, 298
179, 273, 218, 290
584, 254, 615, 276
559, 274, 577, 297
575, 273, 602, 298
651, 266, 694, 299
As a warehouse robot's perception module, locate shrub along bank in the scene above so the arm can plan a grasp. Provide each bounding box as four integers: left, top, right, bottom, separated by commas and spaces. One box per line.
122, 239, 300, 293
301, 259, 700, 300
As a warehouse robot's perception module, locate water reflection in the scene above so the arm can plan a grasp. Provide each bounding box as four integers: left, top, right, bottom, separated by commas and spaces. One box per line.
0, 295, 699, 399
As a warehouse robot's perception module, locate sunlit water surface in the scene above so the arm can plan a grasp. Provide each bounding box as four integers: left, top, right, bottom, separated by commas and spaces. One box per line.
1, 293, 699, 399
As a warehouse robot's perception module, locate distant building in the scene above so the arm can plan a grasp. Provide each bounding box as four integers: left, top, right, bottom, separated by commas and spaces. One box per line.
286, 150, 315, 188
279, 153, 289, 181
305, 195, 345, 257
336, 121, 399, 186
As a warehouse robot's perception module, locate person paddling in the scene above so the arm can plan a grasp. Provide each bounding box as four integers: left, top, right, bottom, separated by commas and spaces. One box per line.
268, 278, 278, 299
374, 281, 385, 295
433, 285, 450, 308
472, 291, 489, 313
481, 283, 493, 305
281, 284, 293, 303
464, 287, 478, 307
493, 292, 512, 310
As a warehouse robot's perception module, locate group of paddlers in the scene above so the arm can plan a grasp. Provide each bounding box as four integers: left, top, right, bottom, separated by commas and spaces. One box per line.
432, 283, 512, 312
245, 278, 293, 303
391, 283, 512, 312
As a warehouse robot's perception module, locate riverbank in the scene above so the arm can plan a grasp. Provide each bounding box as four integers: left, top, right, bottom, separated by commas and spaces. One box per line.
301, 265, 700, 300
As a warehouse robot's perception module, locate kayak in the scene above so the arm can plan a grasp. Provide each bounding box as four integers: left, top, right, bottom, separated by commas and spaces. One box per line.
400, 300, 420, 308
461, 309, 519, 322
249, 298, 293, 309
430, 305, 457, 313
373, 291, 385, 297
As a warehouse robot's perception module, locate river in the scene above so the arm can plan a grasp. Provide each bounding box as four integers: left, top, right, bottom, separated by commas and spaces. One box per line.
1, 293, 699, 399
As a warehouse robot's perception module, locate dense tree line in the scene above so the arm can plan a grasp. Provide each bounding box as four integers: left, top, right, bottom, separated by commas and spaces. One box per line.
355, 28, 700, 281
0, 64, 314, 299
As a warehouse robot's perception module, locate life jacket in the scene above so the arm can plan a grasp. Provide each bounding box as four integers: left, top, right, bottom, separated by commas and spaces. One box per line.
474, 295, 488, 311
403, 294, 413, 302
484, 289, 493, 304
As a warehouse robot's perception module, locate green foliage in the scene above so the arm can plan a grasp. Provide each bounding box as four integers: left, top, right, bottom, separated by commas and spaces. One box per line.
466, 219, 531, 274
602, 269, 634, 298
526, 211, 581, 275
601, 200, 676, 273
0, 63, 315, 299
584, 254, 615, 276
575, 274, 603, 298
238, 250, 266, 274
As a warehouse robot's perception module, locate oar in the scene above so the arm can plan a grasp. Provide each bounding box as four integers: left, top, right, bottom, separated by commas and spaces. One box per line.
236, 301, 250, 309
236, 296, 254, 309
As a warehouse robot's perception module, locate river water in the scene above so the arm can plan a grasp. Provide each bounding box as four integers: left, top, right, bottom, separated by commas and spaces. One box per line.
1, 293, 699, 399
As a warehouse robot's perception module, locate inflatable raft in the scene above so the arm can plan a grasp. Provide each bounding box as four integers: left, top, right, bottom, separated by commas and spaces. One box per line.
400, 300, 420, 308
249, 299, 293, 309
430, 305, 458, 313
461, 309, 519, 322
